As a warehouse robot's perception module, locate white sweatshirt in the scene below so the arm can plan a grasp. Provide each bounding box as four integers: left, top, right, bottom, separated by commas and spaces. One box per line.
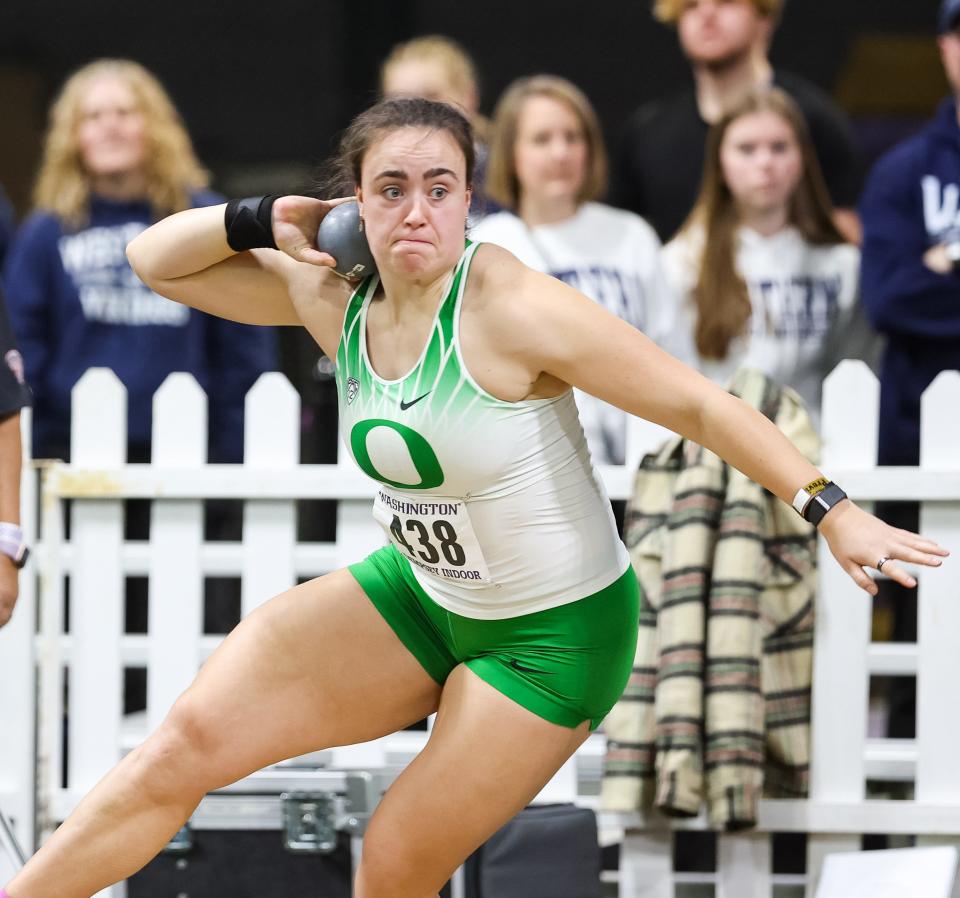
470, 202, 676, 465
661, 225, 861, 422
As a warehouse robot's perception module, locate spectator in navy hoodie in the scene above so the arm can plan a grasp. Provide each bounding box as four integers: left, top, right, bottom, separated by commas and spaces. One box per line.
3, 59, 275, 464
859, 0, 960, 740
860, 1, 960, 472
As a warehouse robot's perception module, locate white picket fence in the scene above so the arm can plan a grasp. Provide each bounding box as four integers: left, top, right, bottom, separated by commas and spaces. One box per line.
2, 360, 960, 897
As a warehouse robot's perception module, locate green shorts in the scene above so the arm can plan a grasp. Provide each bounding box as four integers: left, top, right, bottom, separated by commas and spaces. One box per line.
349, 545, 640, 730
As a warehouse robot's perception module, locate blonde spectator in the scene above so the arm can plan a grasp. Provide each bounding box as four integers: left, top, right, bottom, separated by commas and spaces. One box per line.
473, 75, 675, 464
381, 35, 483, 124
3, 58, 275, 463
381, 35, 496, 219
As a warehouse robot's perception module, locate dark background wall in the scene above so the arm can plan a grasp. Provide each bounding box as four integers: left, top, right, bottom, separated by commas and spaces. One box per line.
0, 0, 948, 210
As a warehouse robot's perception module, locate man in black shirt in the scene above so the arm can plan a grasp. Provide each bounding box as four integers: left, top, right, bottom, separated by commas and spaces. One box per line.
0, 287, 32, 629
615, 0, 862, 243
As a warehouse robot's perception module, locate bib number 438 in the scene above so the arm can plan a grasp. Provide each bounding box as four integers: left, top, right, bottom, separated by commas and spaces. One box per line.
390, 515, 466, 566
372, 487, 492, 585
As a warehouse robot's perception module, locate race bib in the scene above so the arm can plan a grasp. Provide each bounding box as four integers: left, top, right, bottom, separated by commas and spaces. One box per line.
372, 488, 492, 586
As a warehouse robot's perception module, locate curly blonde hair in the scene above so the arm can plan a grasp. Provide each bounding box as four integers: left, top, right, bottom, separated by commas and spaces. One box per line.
653, 0, 783, 25
34, 59, 209, 228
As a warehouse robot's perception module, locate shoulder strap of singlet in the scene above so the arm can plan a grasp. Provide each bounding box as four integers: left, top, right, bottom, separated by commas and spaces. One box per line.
335, 273, 377, 375
436, 240, 481, 347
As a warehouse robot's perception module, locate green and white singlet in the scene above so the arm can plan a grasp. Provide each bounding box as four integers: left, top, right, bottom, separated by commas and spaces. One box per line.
335, 242, 630, 620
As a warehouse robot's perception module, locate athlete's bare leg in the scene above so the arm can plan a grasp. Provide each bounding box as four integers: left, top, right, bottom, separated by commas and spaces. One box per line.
354, 664, 590, 898
7, 570, 442, 898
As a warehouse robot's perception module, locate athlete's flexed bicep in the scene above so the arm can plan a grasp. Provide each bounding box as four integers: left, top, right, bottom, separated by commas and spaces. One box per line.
126, 204, 298, 324
126, 199, 350, 337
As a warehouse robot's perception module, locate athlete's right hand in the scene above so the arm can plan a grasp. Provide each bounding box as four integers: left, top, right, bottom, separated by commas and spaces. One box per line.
272, 195, 352, 267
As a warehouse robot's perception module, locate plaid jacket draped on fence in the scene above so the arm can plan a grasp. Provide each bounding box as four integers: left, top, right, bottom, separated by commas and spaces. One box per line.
601, 370, 820, 830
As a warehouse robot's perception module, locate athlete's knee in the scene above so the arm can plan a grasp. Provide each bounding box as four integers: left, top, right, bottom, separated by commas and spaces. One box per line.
355, 820, 451, 898
131, 694, 222, 802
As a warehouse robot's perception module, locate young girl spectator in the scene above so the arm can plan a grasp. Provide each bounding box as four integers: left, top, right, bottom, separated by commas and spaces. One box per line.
472, 75, 675, 465
661, 88, 863, 422
3, 58, 275, 463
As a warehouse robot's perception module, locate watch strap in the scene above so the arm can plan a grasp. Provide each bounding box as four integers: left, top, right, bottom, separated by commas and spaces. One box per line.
804, 483, 848, 527
792, 477, 830, 517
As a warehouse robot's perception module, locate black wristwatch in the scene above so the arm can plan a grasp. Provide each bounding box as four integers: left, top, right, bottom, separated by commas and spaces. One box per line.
792, 481, 848, 527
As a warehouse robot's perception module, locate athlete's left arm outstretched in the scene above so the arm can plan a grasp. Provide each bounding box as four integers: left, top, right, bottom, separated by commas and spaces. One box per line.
479, 245, 948, 595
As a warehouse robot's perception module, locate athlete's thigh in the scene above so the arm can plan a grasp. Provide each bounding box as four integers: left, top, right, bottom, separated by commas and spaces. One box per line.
357, 664, 589, 893
171, 568, 442, 787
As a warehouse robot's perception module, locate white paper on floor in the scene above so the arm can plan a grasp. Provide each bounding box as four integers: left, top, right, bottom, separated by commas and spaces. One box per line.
816, 845, 958, 898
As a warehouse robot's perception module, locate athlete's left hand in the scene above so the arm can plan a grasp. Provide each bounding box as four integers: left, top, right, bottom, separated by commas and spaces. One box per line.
818, 500, 949, 595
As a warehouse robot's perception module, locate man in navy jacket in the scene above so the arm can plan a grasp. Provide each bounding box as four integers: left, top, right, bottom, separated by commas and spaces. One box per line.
860, 0, 960, 468
860, 0, 960, 741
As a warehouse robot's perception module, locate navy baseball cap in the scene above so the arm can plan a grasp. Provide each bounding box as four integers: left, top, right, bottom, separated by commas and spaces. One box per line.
940, 0, 960, 34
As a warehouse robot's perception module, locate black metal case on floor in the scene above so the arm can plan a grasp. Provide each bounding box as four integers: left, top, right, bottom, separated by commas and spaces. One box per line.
125, 769, 381, 898
122, 770, 600, 898
128, 829, 353, 898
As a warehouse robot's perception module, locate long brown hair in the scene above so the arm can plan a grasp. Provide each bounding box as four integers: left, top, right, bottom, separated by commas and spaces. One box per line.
34, 59, 209, 228
485, 74, 607, 211
683, 88, 845, 360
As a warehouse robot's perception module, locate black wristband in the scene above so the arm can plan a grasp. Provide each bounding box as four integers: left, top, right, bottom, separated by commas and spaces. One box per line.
224, 195, 282, 251
804, 482, 848, 527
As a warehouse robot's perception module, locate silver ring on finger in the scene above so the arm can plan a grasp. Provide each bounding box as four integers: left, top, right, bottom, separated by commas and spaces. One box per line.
877, 556, 891, 572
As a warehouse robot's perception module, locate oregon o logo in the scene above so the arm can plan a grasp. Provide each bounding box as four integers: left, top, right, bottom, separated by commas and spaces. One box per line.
350, 419, 445, 490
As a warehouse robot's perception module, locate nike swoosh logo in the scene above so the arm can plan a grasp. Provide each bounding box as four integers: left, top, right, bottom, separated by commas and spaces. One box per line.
399, 391, 431, 411
509, 658, 553, 675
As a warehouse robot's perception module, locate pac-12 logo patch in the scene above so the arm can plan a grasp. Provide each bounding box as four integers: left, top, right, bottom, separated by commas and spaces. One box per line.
346, 377, 359, 405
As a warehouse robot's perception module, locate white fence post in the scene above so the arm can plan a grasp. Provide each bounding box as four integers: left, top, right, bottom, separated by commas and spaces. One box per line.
69, 369, 126, 795
0, 410, 37, 852
618, 830, 673, 898
717, 832, 771, 898
35, 462, 65, 843
807, 362, 877, 892
147, 374, 207, 732
241, 373, 299, 614
810, 361, 876, 802
917, 371, 960, 805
